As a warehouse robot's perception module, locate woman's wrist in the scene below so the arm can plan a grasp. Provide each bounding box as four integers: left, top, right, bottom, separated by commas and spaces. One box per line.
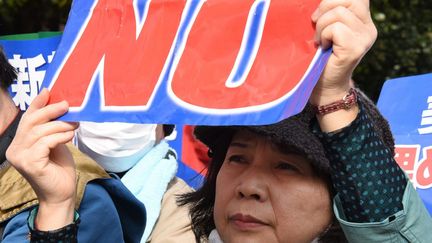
29, 205, 80, 243
316, 106, 359, 133
311, 85, 359, 132
310, 81, 352, 105
35, 199, 76, 231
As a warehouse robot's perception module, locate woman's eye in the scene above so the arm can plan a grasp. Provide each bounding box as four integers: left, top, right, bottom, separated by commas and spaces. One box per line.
228, 155, 247, 164
276, 162, 299, 172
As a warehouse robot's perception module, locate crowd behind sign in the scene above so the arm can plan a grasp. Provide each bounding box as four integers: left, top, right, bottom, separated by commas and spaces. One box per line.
2, 34, 431, 214
3, 0, 430, 214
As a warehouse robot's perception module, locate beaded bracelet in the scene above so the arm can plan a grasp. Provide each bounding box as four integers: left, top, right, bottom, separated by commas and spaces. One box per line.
312, 88, 358, 115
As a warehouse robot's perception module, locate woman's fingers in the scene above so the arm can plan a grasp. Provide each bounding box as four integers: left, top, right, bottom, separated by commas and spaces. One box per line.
23, 88, 70, 131
35, 131, 76, 151
7, 129, 74, 165
312, 0, 370, 24
7, 89, 76, 168
23, 121, 78, 146
22, 100, 69, 128
26, 88, 50, 114
314, 6, 364, 48
309, 0, 376, 106
312, 0, 377, 59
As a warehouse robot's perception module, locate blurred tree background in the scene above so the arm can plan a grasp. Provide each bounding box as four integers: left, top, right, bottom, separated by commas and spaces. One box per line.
1, 0, 431, 101
0, 0, 71, 34
357, 0, 432, 100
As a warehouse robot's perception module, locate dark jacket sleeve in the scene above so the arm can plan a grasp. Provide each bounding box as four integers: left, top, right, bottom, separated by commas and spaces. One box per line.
314, 101, 406, 223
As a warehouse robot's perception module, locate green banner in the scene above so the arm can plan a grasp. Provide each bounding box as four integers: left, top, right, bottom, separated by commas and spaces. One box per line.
0, 31, 62, 41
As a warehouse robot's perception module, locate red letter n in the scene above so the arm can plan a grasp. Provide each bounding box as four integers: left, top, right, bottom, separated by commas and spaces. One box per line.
49, 0, 186, 108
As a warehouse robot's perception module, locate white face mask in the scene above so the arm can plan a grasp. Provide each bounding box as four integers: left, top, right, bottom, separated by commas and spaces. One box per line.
75, 122, 157, 173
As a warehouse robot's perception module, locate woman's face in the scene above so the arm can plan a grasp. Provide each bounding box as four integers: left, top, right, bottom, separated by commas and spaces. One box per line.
214, 130, 332, 243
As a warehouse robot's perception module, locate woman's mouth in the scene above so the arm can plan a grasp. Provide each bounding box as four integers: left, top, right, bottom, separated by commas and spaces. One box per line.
229, 213, 269, 231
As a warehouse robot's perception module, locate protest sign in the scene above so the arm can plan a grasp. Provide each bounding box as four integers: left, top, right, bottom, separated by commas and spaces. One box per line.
0, 32, 204, 188
0, 32, 61, 110
378, 73, 432, 214
43, 0, 331, 125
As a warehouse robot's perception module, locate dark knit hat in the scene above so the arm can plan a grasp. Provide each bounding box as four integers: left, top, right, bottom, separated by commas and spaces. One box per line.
194, 87, 395, 175
194, 107, 331, 174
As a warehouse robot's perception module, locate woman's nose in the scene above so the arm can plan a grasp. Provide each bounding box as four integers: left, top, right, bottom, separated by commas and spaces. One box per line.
235, 166, 269, 202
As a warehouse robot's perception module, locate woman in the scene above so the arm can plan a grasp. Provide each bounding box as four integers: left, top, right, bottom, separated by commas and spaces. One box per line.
179, 0, 432, 242
184, 106, 340, 242
182, 91, 432, 242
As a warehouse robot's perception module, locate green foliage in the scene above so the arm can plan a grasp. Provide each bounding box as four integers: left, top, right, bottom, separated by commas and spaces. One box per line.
355, 1, 432, 100
0, 0, 72, 35
1, 1, 431, 101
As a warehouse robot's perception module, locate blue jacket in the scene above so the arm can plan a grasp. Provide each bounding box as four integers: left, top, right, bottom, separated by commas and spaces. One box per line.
1, 178, 146, 243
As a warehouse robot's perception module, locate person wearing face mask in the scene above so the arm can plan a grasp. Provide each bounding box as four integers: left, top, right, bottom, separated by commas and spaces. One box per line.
0, 47, 146, 242
74, 123, 195, 242
178, 0, 432, 242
